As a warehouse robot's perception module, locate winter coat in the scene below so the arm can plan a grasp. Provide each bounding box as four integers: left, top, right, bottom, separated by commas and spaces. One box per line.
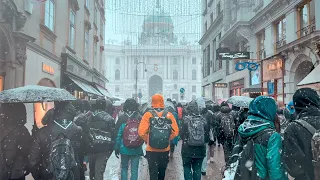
238, 96, 287, 180
138, 94, 179, 152
283, 114, 320, 180
171, 111, 180, 146
1, 125, 31, 179
28, 121, 85, 180
180, 100, 210, 158
84, 109, 116, 154
114, 112, 144, 156
217, 105, 233, 142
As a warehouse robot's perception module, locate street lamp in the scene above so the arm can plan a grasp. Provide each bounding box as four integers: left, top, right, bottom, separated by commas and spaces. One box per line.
135, 62, 147, 102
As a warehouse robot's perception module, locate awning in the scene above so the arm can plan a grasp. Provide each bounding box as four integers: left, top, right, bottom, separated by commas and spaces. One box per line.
95, 85, 113, 98
68, 76, 102, 96
298, 64, 320, 86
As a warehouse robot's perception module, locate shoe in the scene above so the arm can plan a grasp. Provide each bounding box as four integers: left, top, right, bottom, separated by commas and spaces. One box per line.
209, 157, 214, 163
201, 172, 206, 176
169, 153, 174, 159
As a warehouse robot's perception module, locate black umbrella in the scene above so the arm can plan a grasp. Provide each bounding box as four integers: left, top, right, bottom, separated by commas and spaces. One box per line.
0, 85, 76, 103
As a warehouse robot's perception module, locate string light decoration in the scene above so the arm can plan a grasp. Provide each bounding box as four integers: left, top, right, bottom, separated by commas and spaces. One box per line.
106, 0, 202, 45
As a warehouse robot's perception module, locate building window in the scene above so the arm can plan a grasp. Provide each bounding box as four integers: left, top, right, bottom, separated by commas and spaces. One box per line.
133, 69, 138, 79
204, 22, 207, 31
84, 30, 89, 60
174, 84, 177, 90
85, 0, 89, 9
44, 0, 55, 31
69, 9, 75, 49
192, 70, 197, 80
217, 2, 221, 16
210, 12, 214, 23
173, 58, 178, 65
257, 30, 265, 59
173, 70, 178, 80
192, 58, 196, 64
94, 3, 97, 25
206, 45, 210, 75
100, 21, 105, 38
275, 17, 286, 48
217, 33, 222, 69
115, 85, 120, 92
94, 43, 97, 66
298, 0, 315, 37
115, 69, 120, 80
116, 58, 120, 64
192, 86, 196, 93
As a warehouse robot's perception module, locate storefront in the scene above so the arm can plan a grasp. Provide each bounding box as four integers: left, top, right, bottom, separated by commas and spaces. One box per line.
243, 66, 267, 98
61, 49, 102, 99
229, 78, 245, 97
25, 42, 61, 129
213, 81, 227, 102
262, 57, 284, 104
202, 84, 211, 100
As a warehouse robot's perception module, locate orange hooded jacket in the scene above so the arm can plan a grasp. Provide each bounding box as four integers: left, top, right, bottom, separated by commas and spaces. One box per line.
138, 94, 179, 152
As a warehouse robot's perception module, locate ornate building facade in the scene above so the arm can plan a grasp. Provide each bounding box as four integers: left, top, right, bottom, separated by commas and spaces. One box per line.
105, 3, 202, 103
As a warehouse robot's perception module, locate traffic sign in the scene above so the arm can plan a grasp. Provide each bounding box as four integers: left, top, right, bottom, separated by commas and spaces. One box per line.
180, 88, 185, 93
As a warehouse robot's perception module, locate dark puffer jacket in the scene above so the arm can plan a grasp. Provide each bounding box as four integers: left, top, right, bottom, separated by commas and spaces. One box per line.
28, 103, 85, 180
0, 103, 32, 179
180, 101, 210, 158
283, 88, 320, 180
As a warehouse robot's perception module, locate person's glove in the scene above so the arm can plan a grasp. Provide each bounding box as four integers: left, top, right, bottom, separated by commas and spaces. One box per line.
115, 149, 120, 159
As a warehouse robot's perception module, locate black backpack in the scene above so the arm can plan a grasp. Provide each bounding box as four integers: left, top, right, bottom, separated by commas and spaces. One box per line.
0, 126, 17, 180
48, 133, 77, 180
185, 115, 206, 146
236, 129, 274, 180
149, 110, 172, 149
87, 111, 114, 153
221, 113, 235, 138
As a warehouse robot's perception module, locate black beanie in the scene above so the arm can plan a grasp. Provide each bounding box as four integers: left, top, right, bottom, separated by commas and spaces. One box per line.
293, 88, 320, 114
123, 98, 138, 112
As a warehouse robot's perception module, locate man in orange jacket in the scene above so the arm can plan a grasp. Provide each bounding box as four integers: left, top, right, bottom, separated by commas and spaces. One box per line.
138, 94, 179, 180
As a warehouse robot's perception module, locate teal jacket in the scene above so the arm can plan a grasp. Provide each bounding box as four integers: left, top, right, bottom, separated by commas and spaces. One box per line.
114, 123, 144, 156
238, 96, 287, 180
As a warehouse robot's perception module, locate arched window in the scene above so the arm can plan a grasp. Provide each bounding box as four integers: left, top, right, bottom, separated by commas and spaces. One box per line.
192, 69, 197, 80
133, 69, 138, 79
115, 69, 120, 80
173, 70, 178, 80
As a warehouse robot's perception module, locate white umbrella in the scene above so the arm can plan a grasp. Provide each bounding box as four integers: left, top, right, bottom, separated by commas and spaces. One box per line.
227, 96, 253, 108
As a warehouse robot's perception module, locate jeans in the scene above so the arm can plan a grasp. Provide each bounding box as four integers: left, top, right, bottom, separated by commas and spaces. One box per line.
182, 157, 204, 180
121, 154, 140, 180
222, 138, 233, 163
201, 143, 208, 173
89, 152, 112, 180
146, 151, 169, 180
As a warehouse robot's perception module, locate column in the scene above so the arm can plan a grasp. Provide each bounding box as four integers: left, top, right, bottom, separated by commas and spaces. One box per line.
286, 9, 298, 44
264, 24, 274, 57
315, 0, 320, 30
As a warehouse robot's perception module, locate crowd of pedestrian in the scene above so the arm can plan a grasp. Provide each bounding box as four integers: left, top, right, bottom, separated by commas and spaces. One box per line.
0, 88, 319, 180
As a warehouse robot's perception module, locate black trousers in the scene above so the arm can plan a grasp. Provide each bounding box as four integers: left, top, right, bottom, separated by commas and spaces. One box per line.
146, 151, 169, 180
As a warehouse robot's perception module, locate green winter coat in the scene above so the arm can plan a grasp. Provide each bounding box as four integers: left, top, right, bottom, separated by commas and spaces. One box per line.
238, 96, 287, 180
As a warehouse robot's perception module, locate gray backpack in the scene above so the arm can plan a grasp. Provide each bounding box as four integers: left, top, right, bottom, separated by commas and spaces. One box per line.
186, 115, 206, 146
294, 120, 320, 180
221, 114, 235, 138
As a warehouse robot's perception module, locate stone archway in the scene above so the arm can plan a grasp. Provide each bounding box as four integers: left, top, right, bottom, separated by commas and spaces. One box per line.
148, 75, 163, 98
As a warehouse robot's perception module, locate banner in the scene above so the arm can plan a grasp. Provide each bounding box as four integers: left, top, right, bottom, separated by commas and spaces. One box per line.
216, 48, 250, 60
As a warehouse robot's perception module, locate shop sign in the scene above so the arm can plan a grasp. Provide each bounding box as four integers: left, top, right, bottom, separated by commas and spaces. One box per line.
250, 66, 261, 85
42, 63, 54, 75
216, 48, 250, 60
214, 83, 227, 88
230, 79, 245, 88
263, 59, 283, 81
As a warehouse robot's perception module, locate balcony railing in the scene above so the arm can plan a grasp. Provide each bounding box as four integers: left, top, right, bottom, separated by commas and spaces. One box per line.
296, 19, 316, 38
275, 38, 287, 49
